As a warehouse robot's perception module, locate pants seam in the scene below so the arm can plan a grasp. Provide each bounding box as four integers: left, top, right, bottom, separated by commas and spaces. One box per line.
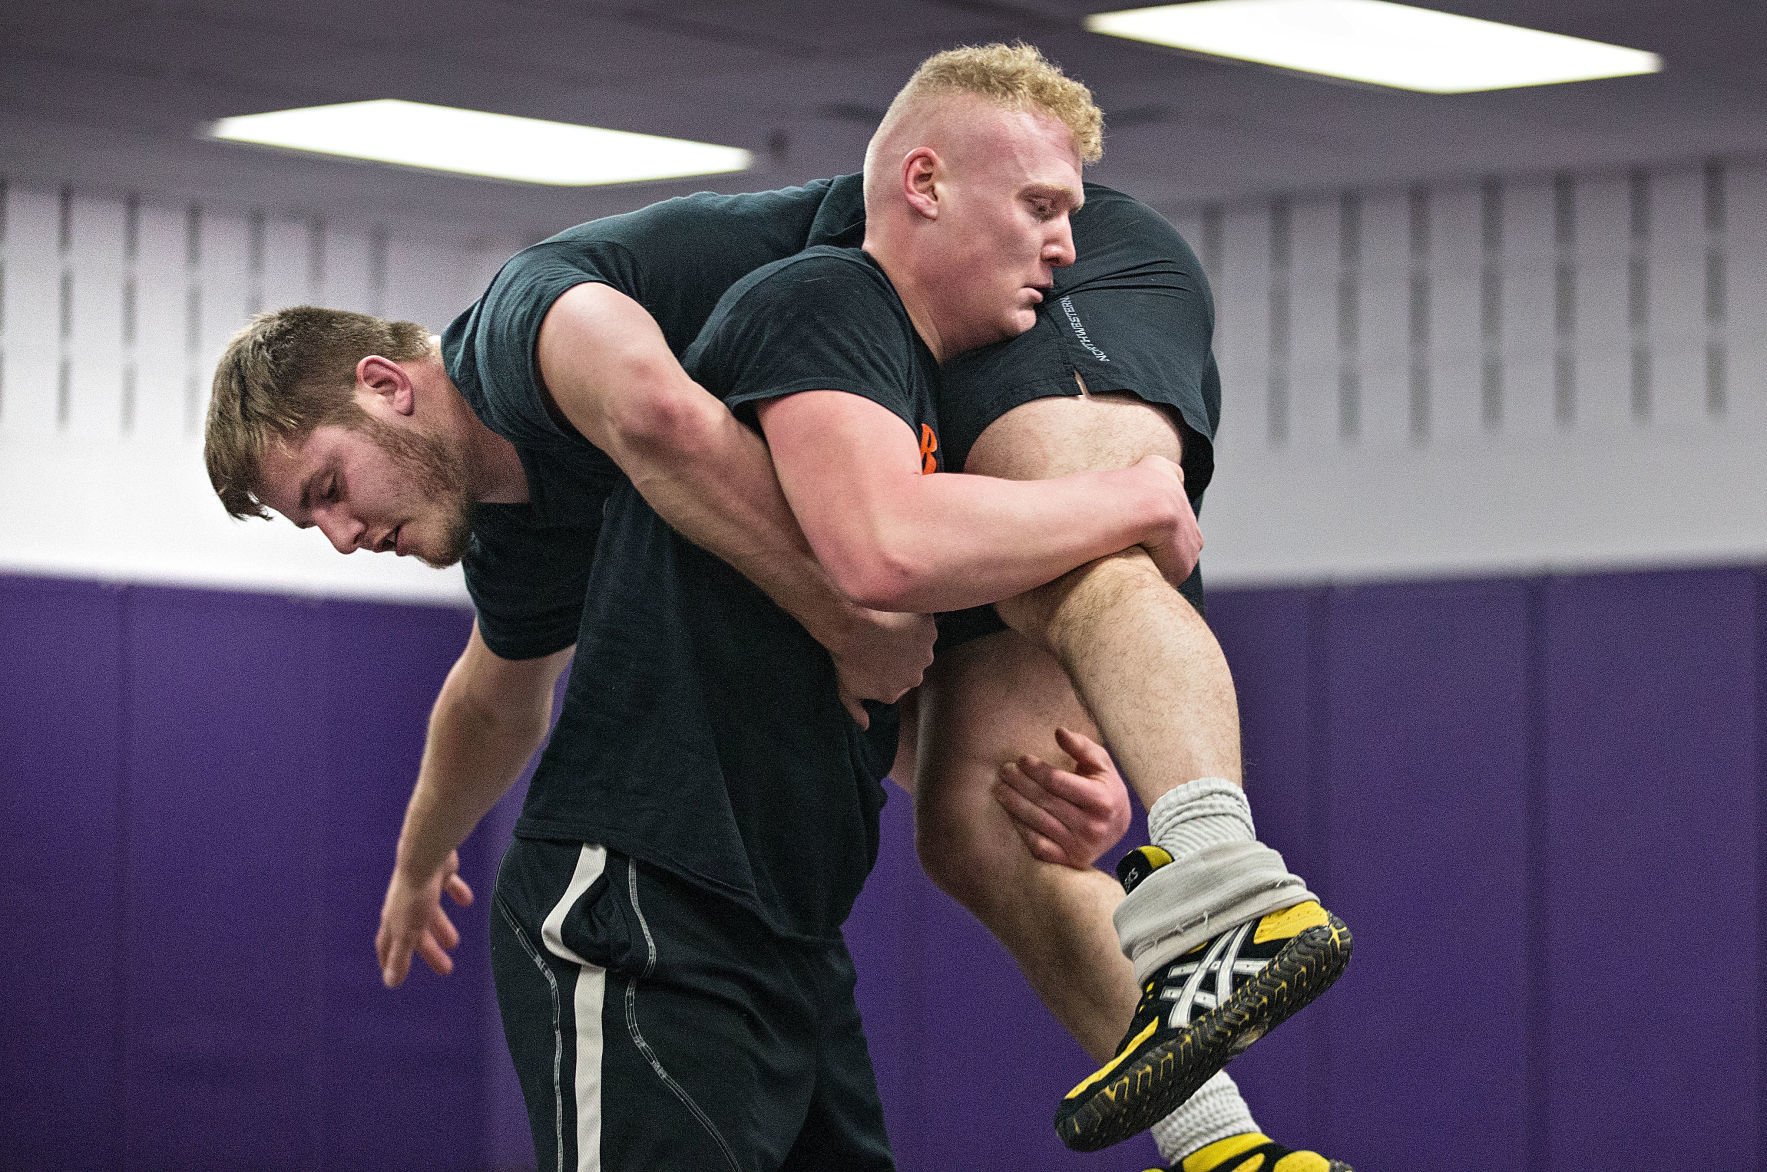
623, 865, 742, 1172
498, 897, 567, 1172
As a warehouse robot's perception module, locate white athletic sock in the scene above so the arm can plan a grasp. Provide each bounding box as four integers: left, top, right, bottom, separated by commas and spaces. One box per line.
1146, 777, 1255, 859
1151, 1070, 1258, 1165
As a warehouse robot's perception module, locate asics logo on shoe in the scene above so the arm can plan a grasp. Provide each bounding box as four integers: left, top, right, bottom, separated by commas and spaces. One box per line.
1159, 921, 1266, 1027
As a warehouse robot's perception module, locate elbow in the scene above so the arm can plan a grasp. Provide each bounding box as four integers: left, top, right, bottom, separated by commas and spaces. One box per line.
602, 374, 719, 463
824, 537, 927, 612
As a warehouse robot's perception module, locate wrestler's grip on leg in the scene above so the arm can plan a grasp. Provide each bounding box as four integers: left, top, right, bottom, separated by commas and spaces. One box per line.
994, 726, 1132, 870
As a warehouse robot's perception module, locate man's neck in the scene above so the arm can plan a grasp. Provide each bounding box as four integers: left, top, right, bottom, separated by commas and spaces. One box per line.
439, 379, 529, 504
862, 239, 951, 363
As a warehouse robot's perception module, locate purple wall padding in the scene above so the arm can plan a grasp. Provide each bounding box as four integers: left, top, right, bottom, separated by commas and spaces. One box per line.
1539, 568, 1760, 1166
847, 785, 1160, 1172
1319, 579, 1533, 1168
311, 598, 487, 1170
121, 586, 331, 1168
0, 577, 127, 1170
1206, 586, 1331, 1146
4, 565, 1762, 1170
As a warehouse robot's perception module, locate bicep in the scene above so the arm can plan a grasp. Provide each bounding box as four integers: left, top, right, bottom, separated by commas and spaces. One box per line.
753, 391, 925, 563
534, 283, 708, 450
451, 621, 572, 718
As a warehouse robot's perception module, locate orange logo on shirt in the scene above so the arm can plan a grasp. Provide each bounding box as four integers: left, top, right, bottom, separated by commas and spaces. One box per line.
919, 424, 940, 475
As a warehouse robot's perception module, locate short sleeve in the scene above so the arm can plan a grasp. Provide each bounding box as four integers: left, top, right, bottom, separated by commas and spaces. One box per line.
684, 252, 923, 434
462, 505, 602, 660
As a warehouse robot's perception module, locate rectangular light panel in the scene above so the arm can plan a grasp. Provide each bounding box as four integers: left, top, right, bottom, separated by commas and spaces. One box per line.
207, 99, 752, 186
1086, 0, 1663, 93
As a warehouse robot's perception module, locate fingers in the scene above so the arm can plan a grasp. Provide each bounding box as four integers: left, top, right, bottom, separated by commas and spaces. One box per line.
430, 906, 461, 951
994, 765, 1082, 866
1011, 753, 1111, 816
1054, 727, 1111, 775
1006, 814, 1072, 868
416, 934, 454, 978
445, 873, 475, 907
381, 939, 412, 989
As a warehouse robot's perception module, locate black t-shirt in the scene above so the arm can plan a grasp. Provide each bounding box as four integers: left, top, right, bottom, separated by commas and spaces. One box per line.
440, 177, 864, 659
520, 247, 939, 940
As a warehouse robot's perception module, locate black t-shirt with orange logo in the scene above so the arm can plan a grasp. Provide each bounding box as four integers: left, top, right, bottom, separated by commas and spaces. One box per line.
442, 177, 867, 662
514, 246, 936, 942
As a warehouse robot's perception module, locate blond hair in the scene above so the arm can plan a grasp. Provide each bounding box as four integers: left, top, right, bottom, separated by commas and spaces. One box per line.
875, 42, 1103, 164
204, 306, 431, 519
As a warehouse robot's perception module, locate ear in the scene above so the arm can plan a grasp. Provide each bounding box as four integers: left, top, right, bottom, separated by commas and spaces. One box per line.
357, 355, 415, 415
900, 148, 940, 221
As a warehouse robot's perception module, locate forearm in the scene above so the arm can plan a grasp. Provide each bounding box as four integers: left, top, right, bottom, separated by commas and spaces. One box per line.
392, 671, 552, 879
838, 466, 1163, 613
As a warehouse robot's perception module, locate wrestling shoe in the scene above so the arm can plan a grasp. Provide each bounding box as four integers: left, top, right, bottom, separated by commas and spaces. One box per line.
1056, 847, 1352, 1152
1145, 1131, 1353, 1172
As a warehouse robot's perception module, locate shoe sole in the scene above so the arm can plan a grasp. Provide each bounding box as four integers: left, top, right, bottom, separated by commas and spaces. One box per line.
1056, 914, 1354, 1153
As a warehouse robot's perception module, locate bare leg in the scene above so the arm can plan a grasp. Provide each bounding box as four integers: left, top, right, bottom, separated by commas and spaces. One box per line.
914, 629, 1135, 1061
971, 389, 1241, 808
941, 388, 1347, 1160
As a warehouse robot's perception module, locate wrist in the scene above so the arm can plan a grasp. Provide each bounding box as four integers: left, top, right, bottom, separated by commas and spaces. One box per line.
800, 586, 869, 660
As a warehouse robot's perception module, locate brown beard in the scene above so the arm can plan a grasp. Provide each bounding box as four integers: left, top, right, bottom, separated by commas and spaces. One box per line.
351, 412, 475, 568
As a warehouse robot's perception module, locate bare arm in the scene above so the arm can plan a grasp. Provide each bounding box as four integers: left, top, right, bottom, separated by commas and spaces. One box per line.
535, 283, 932, 719
376, 623, 571, 987
755, 390, 1192, 614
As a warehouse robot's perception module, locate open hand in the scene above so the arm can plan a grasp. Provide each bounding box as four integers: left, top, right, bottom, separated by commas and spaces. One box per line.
993, 727, 1133, 869
375, 849, 475, 988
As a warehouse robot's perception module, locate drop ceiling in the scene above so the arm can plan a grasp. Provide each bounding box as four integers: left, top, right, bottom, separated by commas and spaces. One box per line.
2, 0, 1761, 239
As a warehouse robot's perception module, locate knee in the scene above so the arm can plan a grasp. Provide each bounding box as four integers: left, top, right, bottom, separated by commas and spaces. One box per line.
995, 549, 1168, 652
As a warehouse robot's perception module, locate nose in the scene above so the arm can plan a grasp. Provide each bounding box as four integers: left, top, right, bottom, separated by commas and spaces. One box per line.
313, 506, 365, 554
1044, 213, 1076, 269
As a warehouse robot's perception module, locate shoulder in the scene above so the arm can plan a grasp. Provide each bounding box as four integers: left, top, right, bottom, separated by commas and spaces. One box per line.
724, 247, 895, 319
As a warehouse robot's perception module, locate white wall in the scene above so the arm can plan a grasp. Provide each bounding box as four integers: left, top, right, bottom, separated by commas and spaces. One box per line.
0, 181, 524, 601
1164, 159, 1767, 584
1, 161, 1762, 601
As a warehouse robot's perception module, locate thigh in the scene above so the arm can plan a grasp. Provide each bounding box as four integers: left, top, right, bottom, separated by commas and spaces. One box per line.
918, 628, 1101, 835
778, 945, 895, 1172
495, 841, 820, 1172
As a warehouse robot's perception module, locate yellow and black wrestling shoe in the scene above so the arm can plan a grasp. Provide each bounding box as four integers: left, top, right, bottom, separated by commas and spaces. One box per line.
1056, 847, 1353, 1152
1147, 1131, 1353, 1172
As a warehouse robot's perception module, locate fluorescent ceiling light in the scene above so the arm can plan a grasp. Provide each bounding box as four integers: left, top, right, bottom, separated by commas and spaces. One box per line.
207, 99, 752, 185
1086, 0, 1662, 93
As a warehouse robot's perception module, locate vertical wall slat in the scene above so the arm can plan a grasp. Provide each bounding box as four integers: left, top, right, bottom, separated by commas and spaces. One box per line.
316, 223, 378, 315
133, 200, 193, 444
1320, 580, 1532, 1169
260, 213, 317, 316
1217, 203, 1274, 448
1723, 162, 1767, 418
1639, 167, 1702, 427
123, 587, 327, 1169
0, 183, 63, 437
1496, 177, 1559, 438
0, 577, 127, 1171
67, 194, 129, 436
1568, 175, 1634, 430
1287, 194, 1341, 445
316, 599, 485, 1170
1426, 184, 1485, 441
1208, 587, 1332, 1143
193, 211, 253, 435
381, 232, 473, 333
1353, 189, 1411, 447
